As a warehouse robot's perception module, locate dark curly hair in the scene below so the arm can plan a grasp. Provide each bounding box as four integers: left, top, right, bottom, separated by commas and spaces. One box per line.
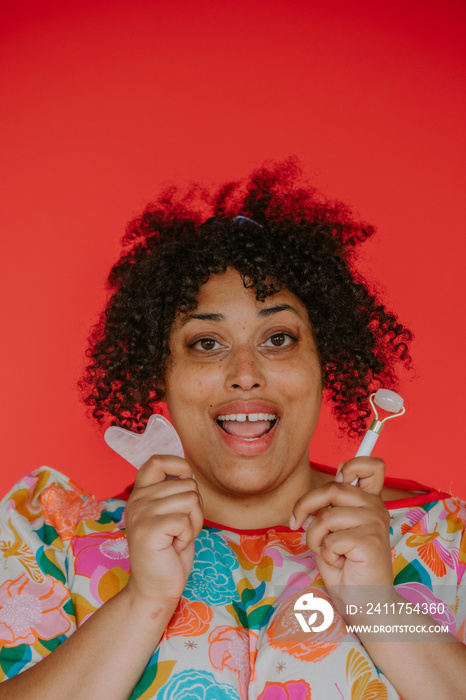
80, 158, 412, 436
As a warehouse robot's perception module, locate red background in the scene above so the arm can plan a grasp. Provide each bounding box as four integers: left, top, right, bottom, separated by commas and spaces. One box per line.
0, 0, 465, 499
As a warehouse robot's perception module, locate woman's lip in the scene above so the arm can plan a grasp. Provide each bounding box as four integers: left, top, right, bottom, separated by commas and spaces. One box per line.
215, 417, 279, 455
213, 400, 280, 419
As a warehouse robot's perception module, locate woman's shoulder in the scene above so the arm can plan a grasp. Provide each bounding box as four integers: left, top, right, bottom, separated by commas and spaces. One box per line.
1, 467, 94, 517
0, 466, 125, 537
309, 461, 455, 509
381, 474, 454, 509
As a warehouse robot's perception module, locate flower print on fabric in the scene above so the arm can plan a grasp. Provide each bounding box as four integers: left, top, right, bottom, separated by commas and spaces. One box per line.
0, 518, 44, 583
40, 484, 102, 541
73, 532, 130, 574
346, 649, 389, 699
158, 668, 241, 699
164, 597, 213, 639
72, 532, 130, 609
257, 680, 312, 700
4, 469, 59, 524
400, 511, 458, 578
395, 582, 456, 631
438, 497, 466, 535
0, 574, 71, 647
227, 531, 311, 582
228, 578, 275, 630
267, 585, 346, 663
2, 467, 466, 696
438, 497, 466, 582
209, 626, 258, 700
184, 530, 240, 606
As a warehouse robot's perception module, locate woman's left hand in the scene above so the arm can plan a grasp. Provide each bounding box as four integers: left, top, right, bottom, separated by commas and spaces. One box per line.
290, 458, 393, 591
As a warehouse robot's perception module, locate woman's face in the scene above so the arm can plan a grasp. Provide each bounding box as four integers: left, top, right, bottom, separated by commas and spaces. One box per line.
164, 268, 322, 498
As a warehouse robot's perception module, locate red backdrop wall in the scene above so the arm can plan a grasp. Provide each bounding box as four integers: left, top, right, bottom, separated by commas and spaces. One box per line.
1, 0, 465, 499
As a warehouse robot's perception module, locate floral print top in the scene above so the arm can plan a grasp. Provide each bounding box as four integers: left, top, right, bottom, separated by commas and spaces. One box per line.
1, 465, 466, 699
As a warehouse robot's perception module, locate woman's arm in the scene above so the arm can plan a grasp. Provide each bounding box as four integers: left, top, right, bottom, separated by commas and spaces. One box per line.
290, 457, 466, 700
344, 589, 466, 699
1, 585, 175, 700
1, 455, 204, 699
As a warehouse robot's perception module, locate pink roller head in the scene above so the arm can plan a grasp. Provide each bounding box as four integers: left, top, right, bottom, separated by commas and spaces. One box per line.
373, 388, 404, 413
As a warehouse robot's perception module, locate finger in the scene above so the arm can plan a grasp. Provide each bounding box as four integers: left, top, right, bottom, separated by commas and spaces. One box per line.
290, 482, 381, 530
136, 512, 195, 554
315, 528, 382, 567
128, 488, 204, 541
168, 514, 196, 554
135, 454, 194, 488
307, 504, 389, 555
336, 457, 385, 495
146, 490, 204, 536
306, 505, 369, 552
131, 477, 200, 502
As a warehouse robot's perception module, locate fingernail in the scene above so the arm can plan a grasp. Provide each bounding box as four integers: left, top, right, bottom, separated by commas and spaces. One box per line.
289, 514, 297, 529
335, 471, 343, 483
336, 462, 344, 475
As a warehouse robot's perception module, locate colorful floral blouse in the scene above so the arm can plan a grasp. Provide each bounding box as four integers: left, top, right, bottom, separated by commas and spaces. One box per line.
1, 465, 465, 699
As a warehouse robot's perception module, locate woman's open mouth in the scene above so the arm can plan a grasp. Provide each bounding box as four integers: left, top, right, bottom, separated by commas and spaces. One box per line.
215, 413, 278, 445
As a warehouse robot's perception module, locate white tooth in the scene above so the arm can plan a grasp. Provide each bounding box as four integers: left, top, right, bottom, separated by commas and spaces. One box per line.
216, 412, 278, 422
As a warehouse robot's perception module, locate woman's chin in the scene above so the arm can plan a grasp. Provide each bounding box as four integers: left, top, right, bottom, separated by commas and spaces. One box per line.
200, 457, 286, 498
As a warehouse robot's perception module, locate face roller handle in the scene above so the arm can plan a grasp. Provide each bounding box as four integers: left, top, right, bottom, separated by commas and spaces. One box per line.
355, 389, 405, 458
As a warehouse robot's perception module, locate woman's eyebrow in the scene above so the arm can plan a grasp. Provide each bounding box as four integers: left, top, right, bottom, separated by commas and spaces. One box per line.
181, 312, 226, 326
258, 304, 301, 318
181, 304, 301, 326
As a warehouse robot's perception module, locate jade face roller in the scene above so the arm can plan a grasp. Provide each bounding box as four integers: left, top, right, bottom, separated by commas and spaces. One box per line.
300, 389, 406, 530
355, 388, 405, 458
348, 388, 405, 485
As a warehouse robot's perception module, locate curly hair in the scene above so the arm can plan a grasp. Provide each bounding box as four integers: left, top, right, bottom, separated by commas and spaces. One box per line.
80, 158, 412, 436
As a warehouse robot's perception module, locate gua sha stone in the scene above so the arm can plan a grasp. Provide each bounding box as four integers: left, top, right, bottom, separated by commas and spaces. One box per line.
104, 414, 184, 470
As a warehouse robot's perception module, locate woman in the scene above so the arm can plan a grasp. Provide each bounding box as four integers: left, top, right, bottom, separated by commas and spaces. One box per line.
1, 161, 465, 699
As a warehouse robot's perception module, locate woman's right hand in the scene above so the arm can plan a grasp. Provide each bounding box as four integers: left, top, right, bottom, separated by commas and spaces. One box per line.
124, 455, 204, 609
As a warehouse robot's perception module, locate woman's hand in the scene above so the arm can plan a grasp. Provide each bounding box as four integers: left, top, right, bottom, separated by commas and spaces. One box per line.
289, 460, 466, 700
290, 458, 393, 593
124, 455, 204, 609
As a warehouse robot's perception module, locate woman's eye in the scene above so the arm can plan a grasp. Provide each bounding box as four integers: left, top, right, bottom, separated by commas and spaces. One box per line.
191, 338, 221, 351
264, 333, 296, 347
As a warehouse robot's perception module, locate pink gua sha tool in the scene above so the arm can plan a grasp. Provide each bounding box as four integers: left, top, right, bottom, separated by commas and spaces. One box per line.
104, 415, 184, 475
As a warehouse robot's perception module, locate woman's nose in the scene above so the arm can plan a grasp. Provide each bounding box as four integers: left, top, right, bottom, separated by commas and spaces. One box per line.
226, 345, 263, 390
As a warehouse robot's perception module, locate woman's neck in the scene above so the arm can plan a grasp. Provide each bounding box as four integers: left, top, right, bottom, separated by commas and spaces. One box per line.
198, 462, 324, 530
